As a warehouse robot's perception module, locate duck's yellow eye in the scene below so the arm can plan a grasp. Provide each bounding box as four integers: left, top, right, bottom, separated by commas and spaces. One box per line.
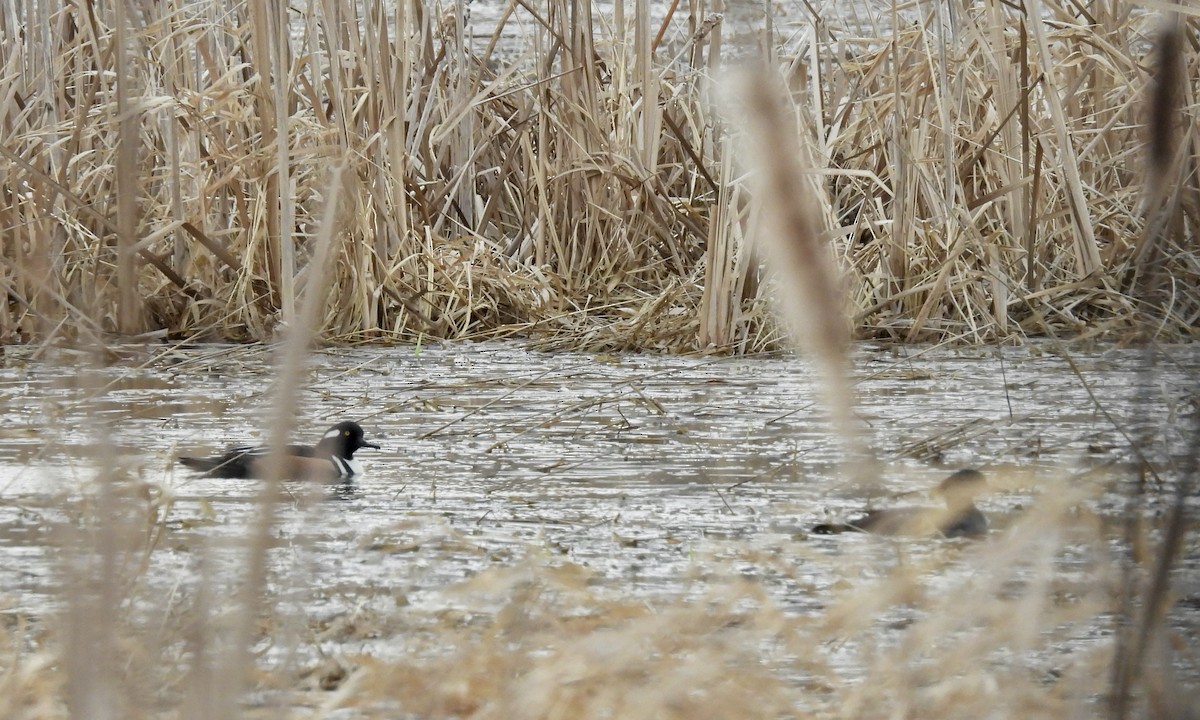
344, 431, 350, 436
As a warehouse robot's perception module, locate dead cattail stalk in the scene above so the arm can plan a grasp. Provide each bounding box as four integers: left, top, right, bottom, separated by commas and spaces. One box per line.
1109, 17, 1195, 720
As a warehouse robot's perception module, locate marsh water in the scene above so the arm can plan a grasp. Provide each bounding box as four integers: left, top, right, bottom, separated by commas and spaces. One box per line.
1, 341, 1197, 707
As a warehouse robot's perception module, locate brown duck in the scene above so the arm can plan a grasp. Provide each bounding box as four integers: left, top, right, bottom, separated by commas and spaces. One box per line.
811, 469, 989, 538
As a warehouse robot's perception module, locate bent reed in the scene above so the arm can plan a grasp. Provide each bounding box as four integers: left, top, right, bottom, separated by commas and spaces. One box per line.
1, 1, 1197, 350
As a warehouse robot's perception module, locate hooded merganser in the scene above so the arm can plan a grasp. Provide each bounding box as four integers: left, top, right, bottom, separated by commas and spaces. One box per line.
178, 421, 381, 482
811, 468, 989, 538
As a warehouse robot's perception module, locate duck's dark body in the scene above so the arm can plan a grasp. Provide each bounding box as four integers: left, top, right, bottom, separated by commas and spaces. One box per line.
811, 469, 989, 538
937, 505, 989, 538
179, 421, 380, 482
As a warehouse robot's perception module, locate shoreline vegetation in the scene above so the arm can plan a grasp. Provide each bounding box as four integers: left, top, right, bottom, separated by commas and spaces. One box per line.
1, 1, 1196, 351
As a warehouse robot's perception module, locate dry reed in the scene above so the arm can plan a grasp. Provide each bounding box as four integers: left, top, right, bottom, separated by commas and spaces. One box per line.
1, 1, 1196, 350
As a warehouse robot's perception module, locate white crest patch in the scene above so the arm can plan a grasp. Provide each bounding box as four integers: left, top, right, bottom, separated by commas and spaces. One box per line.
323, 428, 341, 440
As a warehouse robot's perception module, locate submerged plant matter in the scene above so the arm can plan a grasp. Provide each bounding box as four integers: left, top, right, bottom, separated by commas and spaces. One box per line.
1, 2, 1196, 348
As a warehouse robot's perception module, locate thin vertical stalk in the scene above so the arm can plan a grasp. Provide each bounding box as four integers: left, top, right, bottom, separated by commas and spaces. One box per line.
734, 70, 873, 484
247, 0, 282, 306
275, 0, 296, 322
115, 0, 141, 334
215, 162, 347, 719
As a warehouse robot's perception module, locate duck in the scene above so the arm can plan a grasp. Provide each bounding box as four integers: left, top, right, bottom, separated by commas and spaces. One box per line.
811, 468, 989, 538
179, 421, 381, 482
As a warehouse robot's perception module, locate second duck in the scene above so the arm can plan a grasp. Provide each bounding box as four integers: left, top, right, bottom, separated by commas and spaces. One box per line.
811, 468, 989, 538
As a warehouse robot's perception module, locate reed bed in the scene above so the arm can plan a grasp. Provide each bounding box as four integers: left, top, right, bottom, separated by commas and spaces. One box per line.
1, 1, 1196, 350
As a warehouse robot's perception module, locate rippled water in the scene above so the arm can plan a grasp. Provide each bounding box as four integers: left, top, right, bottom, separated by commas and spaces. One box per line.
0, 341, 1196, 703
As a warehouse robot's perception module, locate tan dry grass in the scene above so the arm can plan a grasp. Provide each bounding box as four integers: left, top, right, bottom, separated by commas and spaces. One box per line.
1, 2, 1197, 350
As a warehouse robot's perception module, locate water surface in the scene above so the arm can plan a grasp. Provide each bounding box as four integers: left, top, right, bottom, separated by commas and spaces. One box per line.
0, 341, 1196, 708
